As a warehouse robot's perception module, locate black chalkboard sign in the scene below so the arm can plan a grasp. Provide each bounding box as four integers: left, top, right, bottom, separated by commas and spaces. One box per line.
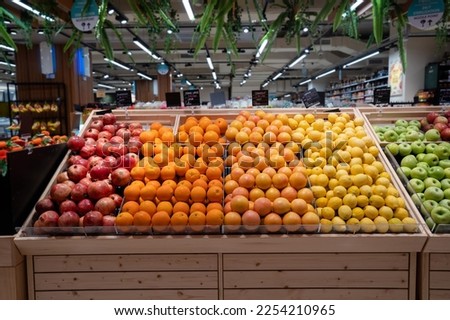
302, 88, 321, 108
374, 87, 391, 104
183, 89, 200, 107
252, 90, 269, 106
116, 90, 132, 107
166, 92, 182, 107
210, 91, 226, 107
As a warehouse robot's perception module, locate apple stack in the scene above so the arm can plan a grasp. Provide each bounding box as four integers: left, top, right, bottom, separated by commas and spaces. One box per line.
387, 141, 450, 228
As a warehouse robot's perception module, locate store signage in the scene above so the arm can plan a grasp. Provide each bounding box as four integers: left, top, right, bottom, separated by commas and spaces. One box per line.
210, 91, 226, 107
302, 88, 321, 108
116, 90, 132, 107
165, 92, 182, 107
374, 87, 391, 104
183, 89, 200, 107
252, 90, 269, 106
96, 89, 105, 98
408, 0, 444, 30
71, 0, 99, 32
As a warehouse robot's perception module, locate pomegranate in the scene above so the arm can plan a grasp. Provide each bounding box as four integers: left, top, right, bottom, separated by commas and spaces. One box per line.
103, 156, 117, 168
72, 157, 89, 169
128, 122, 143, 131
109, 143, 128, 158
95, 197, 117, 215
109, 193, 123, 207
84, 137, 97, 146
71, 183, 88, 202
109, 136, 124, 144
50, 183, 72, 203
67, 136, 85, 152
63, 180, 76, 189
102, 113, 116, 125
103, 124, 116, 135
79, 177, 92, 187
84, 128, 99, 140
89, 119, 104, 131
80, 145, 96, 159
116, 153, 138, 169
131, 128, 144, 137
98, 130, 113, 140
87, 180, 114, 200
35, 198, 55, 214
116, 128, 131, 141
102, 215, 116, 226
56, 171, 69, 183
111, 167, 131, 187
58, 211, 80, 230
90, 165, 111, 181
127, 137, 142, 154
68, 155, 83, 166
36, 210, 60, 227
77, 198, 94, 216
67, 164, 88, 182
59, 199, 78, 213
83, 210, 104, 227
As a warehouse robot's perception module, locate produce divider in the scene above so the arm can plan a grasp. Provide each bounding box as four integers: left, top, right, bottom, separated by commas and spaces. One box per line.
13, 108, 430, 300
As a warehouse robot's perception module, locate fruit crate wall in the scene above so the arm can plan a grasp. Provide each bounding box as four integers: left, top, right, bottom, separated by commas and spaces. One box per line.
7, 82, 68, 136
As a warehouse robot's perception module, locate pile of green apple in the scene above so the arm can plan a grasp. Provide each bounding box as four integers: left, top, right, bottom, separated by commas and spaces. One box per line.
373, 119, 441, 143
386, 141, 450, 228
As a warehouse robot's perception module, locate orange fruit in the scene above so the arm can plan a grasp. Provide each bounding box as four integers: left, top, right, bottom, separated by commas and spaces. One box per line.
170, 212, 189, 232
150, 122, 163, 131
139, 200, 157, 216
283, 212, 302, 232
185, 168, 201, 183
263, 167, 277, 178
263, 213, 283, 233
206, 209, 224, 226
139, 130, 158, 144
189, 211, 206, 232
184, 119, 198, 133
131, 180, 145, 189
224, 179, 239, 195
124, 185, 141, 201
191, 186, 207, 202
208, 179, 223, 188
189, 132, 203, 147
255, 172, 272, 190
232, 186, 249, 198
177, 179, 192, 190
204, 131, 220, 146
115, 212, 134, 226
206, 166, 222, 181
173, 202, 190, 215
235, 131, 249, 144
297, 188, 314, 203
160, 166, 176, 180
207, 202, 223, 212
162, 179, 177, 190
192, 178, 208, 190
140, 185, 156, 201
199, 117, 212, 131
272, 173, 289, 189
225, 127, 239, 141
147, 180, 161, 189
174, 159, 189, 177
230, 195, 249, 214
151, 211, 171, 231
214, 118, 228, 134
174, 185, 190, 202
291, 198, 308, 216
194, 158, 208, 174
273, 197, 291, 214
281, 186, 298, 202
144, 165, 160, 180
156, 201, 173, 216
249, 188, 265, 202
176, 131, 189, 142
190, 202, 206, 214
266, 187, 281, 202
156, 185, 173, 201
133, 210, 151, 227
289, 172, 308, 190
205, 124, 221, 135
224, 211, 242, 230
130, 166, 146, 181
246, 168, 261, 178
302, 212, 320, 232
161, 131, 175, 144
238, 173, 255, 189
207, 186, 223, 202
230, 167, 245, 182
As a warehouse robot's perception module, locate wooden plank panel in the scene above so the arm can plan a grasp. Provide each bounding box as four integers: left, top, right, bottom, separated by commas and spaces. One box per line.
223, 253, 409, 271
429, 290, 450, 300
36, 289, 218, 300
35, 271, 218, 290
430, 253, 450, 271
224, 271, 408, 289
0, 261, 26, 299
0, 236, 23, 267
429, 271, 450, 289
34, 254, 218, 272
224, 288, 409, 300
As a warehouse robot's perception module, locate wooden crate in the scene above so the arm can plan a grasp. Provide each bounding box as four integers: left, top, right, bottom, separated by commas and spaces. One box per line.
0, 236, 27, 299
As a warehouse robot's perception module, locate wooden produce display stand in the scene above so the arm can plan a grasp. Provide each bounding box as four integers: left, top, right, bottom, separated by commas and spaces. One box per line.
0, 236, 27, 299
14, 108, 428, 300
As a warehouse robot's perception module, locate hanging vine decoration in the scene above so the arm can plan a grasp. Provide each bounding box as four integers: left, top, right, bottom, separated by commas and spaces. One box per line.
0, 4, 32, 50
436, 0, 450, 52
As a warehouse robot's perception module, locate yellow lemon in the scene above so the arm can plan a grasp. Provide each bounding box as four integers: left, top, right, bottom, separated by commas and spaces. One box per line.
343, 193, 358, 208
311, 185, 327, 198
368, 146, 380, 157
327, 196, 343, 210
321, 207, 336, 220
332, 216, 347, 232
350, 164, 364, 175
374, 216, 389, 233
385, 195, 400, 210
353, 117, 365, 126
323, 164, 337, 178
364, 205, 379, 220
352, 173, 370, 187
352, 207, 365, 220
360, 217, 376, 233
326, 190, 335, 199
356, 195, 369, 207
394, 207, 409, 220
388, 218, 404, 233
378, 206, 394, 220
346, 217, 361, 233
372, 185, 388, 198
328, 178, 339, 190
363, 153, 376, 164
327, 113, 338, 123
370, 195, 385, 208
315, 197, 328, 208
359, 185, 373, 197
304, 113, 315, 124
347, 185, 360, 196
333, 185, 347, 198
402, 217, 418, 233
338, 205, 353, 220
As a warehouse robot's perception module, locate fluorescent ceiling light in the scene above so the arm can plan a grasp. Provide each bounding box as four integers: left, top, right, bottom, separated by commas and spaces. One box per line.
0, 44, 15, 51
262, 82, 269, 87
343, 51, 380, 68
288, 54, 307, 68
212, 71, 217, 80
182, 0, 195, 21
350, 0, 364, 11
98, 83, 115, 90
206, 56, 214, 70
0, 61, 16, 67
186, 80, 192, 86
299, 79, 311, 85
137, 72, 152, 81
12, 0, 54, 22
104, 58, 131, 71
133, 39, 160, 60
315, 69, 335, 79
284, 94, 291, 97
256, 39, 268, 58
272, 72, 283, 80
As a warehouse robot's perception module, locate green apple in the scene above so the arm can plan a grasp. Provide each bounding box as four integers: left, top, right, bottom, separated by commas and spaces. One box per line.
440, 178, 450, 190
416, 162, 430, 170
374, 125, 385, 133
424, 177, 442, 189
431, 206, 450, 224
395, 119, 409, 127
384, 130, 399, 142
410, 167, 428, 180
423, 153, 440, 166
434, 145, 450, 160
409, 120, 421, 129
445, 167, 450, 179
386, 143, 399, 156
428, 166, 446, 180
400, 155, 418, 169
424, 186, 445, 202
411, 141, 426, 154
439, 160, 450, 169
407, 125, 420, 132
417, 132, 425, 141
398, 166, 411, 179
398, 143, 412, 156
377, 132, 385, 140
444, 188, 450, 199
408, 178, 425, 193
425, 129, 441, 142
394, 126, 407, 135
416, 153, 426, 162
426, 143, 438, 153
422, 199, 439, 213
440, 142, 450, 149
411, 193, 425, 207
439, 199, 450, 210
397, 137, 407, 142
405, 130, 420, 142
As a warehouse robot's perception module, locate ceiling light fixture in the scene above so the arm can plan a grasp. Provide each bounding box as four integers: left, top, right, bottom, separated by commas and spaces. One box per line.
315, 69, 336, 79
350, 0, 364, 11
272, 72, 283, 80
0, 44, 15, 52
186, 80, 192, 86
137, 72, 153, 81
343, 51, 380, 68
133, 39, 160, 60
299, 79, 311, 85
206, 56, 214, 70
12, 0, 54, 22
182, 0, 195, 21
243, 27, 249, 33
212, 71, 217, 80
303, 27, 309, 33
256, 39, 268, 58
262, 82, 269, 88
98, 83, 115, 90
107, 5, 115, 15
0, 61, 16, 67
288, 54, 307, 68
104, 58, 131, 71
37, 29, 44, 35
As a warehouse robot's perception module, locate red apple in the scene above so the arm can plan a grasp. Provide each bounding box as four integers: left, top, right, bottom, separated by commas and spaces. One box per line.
90, 165, 111, 181
98, 130, 112, 140
35, 198, 55, 214
441, 127, 450, 141
58, 211, 80, 230
109, 193, 123, 207
423, 124, 434, 132
36, 210, 60, 227
89, 119, 104, 131
420, 118, 429, 129
111, 168, 131, 187
67, 136, 85, 152
427, 112, 439, 124
103, 124, 116, 135
445, 110, 450, 119
59, 199, 78, 213
56, 171, 69, 183
83, 210, 103, 227
434, 122, 448, 132
88, 180, 114, 200
102, 113, 116, 125
80, 145, 96, 159
95, 197, 117, 215
71, 183, 88, 202
434, 116, 449, 125
50, 183, 73, 203
84, 128, 99, 140
67, 164, 88, 182
77, 198, 94, 216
